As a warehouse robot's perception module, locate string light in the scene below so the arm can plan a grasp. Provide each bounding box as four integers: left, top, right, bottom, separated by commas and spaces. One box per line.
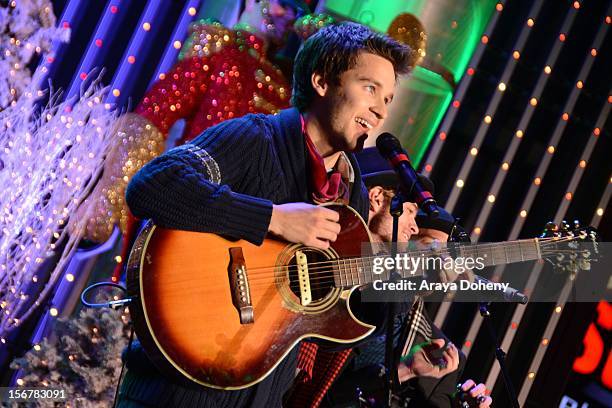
456, 179, 465, 188
542, 338, 549, 346
528, 372, 535, 379
452, 100, 461, 108
562, 112, 569, 121
142, 22, 151, 31
555, 306, 562, 313
502, 162, 509, 171
487, 194, 496, 203
481, 35, 489, 44
530, 98, 538, 106
496, 3, 503, 11
439, 132, 447, 140
559, 33, 566, 42
591, 48, 597, 57
173, 40, 182, 49
516, 130, 524, 138
484, 115, 492, 124
188, 7, 197, 16
544, 65, 551, 74
498, 82, 507, 91
534, 177, 541, 185
49, 307, 58, 316
470, 147, 478, 156
565, 192, 573, 200
512, 51, 520, 60
579, 160, 586, 168
520, 210, 527, 217
547, 146, 555, 154
573, 1, 580, 9
473, 227, 482, 235
112, 89, 120, 97
65, 273, 74, 282
596, 208, 604, 216
527, 18, 535, 27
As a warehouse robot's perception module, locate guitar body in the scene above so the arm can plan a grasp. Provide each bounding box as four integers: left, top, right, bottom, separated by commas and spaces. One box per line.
126, 204, 376, 389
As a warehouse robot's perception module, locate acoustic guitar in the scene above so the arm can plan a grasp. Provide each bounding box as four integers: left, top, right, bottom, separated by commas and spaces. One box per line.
126, 204, 595, 389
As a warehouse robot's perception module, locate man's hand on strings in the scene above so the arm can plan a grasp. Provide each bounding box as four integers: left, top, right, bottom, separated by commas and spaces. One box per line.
269, 203, 340, 249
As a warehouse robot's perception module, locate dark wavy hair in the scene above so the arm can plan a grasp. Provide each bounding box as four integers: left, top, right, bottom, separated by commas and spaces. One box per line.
291, 22, 412, 112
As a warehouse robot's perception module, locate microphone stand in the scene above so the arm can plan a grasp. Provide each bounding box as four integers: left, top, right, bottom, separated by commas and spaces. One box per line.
478, 302, 520, 408
383, 191, 407, 407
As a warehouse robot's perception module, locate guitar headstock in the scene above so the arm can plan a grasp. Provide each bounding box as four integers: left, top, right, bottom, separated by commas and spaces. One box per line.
539, 220, 599, 273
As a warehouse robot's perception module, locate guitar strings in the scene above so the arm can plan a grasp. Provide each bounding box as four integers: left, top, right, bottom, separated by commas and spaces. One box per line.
236, 237, 582, 290
242, 236, 575, 278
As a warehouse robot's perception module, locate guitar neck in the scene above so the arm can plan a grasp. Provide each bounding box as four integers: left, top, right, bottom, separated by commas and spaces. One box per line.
333, 238, 542, 288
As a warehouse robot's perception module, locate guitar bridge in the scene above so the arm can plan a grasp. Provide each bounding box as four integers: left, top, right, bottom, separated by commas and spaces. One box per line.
228, 247, 254, 324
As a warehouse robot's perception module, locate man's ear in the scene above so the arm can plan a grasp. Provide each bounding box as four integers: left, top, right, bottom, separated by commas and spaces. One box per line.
311, 72, 328, 97
368, 186, 385, 212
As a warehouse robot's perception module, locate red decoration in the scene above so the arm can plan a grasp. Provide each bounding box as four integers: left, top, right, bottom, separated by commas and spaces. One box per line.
135, 22, 291, 143
573, 301, 612, 389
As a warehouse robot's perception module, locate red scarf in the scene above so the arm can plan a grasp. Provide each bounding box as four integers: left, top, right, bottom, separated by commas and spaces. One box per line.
301, 115, 349, 204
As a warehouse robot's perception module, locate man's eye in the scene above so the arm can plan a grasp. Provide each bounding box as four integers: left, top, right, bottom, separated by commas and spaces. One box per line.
366, 85, 375, 93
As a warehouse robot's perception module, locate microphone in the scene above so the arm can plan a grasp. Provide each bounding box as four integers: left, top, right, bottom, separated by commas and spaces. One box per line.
472, 274, 529, 304
376, 133, 439, 218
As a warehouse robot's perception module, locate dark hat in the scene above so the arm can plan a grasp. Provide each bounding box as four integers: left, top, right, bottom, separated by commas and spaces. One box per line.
355, 147, 434, 193
415, 207, 458, 235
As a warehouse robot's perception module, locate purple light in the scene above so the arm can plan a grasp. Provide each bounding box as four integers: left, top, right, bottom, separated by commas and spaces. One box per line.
148, 0, 202, 90
65, 1, 134, 101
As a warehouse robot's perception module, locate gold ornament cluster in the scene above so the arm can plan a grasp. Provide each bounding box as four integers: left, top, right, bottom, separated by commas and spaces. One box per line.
76, 114, 164, 242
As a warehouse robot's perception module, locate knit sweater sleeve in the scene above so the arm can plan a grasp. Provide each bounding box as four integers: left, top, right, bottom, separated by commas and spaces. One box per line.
125, 115, 273, 244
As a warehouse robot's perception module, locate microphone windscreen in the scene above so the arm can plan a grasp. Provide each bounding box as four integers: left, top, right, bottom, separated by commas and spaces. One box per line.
376, 132, 402, 157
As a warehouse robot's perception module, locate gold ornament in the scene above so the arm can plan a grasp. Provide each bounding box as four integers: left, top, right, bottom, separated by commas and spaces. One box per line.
387, 13, 427, 67
76, 114, 165, 242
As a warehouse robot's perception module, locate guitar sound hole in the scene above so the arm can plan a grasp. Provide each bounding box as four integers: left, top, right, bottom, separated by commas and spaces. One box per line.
287, 251, 335, 302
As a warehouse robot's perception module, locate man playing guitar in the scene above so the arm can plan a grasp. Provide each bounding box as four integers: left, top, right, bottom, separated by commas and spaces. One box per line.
122, 21, 411, 407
